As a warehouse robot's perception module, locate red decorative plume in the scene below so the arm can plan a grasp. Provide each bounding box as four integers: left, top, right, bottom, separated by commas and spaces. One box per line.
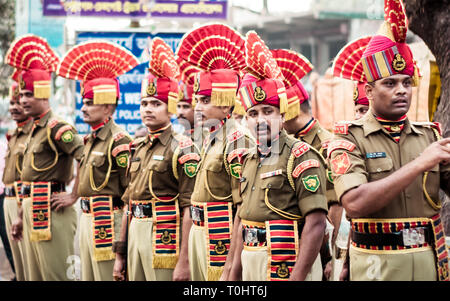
57, 40, 139, 81
176, 23, 246, 71
148, 37, 179, 78
384, 0, 408, 43
5, 34, 59, 72
245, 31, 284, 81
332, 36, 372, 82
271, 49, 313, 87
176, 56, 201, 85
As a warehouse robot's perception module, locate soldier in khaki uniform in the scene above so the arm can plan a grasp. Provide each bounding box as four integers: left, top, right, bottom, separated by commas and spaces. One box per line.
275, 49, 335, 278
177, 24, 254, 281
112, 38, 200, 281
329, 0, 450, 281
6, 35, 84, 281
228, 31, 328, 281
57, 41, 139, 280
3, 77, 32, 281
330, 36, 373, 280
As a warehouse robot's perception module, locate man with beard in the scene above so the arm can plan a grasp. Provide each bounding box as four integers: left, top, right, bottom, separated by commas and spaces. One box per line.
176, 24, 253, 281
3, 73, 32, 281
112, 38, 200, 281
57, 41, 138, 281
6, 35, 84, 281
329, 0, 450, 281
228, 31, 328, 281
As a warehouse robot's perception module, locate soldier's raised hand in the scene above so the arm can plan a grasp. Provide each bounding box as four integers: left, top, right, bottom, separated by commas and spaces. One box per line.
415, 137, 450, 172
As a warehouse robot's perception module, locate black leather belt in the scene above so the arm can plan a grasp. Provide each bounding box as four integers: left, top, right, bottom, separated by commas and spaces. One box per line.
4, 186, 16, 197
190, 206, 204, 223
351, 226, 433, 247
80, 197, 123, 213
242, 227, 267, 244
131, 202, 153, 218
21, 182, 65, 198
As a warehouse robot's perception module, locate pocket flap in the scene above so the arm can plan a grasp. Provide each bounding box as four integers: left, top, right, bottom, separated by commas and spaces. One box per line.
367, 157, 393, 173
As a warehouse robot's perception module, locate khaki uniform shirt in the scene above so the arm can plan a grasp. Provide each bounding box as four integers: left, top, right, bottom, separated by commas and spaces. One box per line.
298, 120, 337, 204
122, 125, 199, 209
329, 111, 450, 219
21, 110, 84, 183
77, 120, 132, 199
3, 120, 33, 185
239, 130, 328, 222
190, 118, 254, 205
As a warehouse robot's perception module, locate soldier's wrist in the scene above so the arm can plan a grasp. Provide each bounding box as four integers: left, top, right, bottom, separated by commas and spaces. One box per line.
112, 241, 127, 255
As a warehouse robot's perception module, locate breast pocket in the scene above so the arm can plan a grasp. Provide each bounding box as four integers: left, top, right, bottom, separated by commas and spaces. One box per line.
148, 160, 168, 174
366, 157, 393, 181
90, 154, 106, 169
204, 154, 230, 196
261, 175, 285, 191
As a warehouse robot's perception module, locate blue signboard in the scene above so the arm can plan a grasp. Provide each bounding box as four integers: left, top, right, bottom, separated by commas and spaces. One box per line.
75, 31, 184, 135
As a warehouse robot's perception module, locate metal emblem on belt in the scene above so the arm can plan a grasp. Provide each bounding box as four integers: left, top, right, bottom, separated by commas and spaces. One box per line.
37, 210, 45, 221
161, 230, 172, 244
402, 227, 425, 246
214, 240, 226, 255
276, 262, 290, 278
81, 201, 89, 212
135, 205, 143, 218
245, 228, 259, 244
98, 227, 108, 240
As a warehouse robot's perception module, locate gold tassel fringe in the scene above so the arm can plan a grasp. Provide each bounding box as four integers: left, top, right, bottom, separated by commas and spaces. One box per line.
233, 98, 246, 116
168, 96, 178, 115
211, 89, 236, 107
94, 91, 117, 105
152, 254, 179, 269
94, 248, 116, 262
207, 266, 223, 281
30, 229, 51, 242
279, 92, 288, 115
284, 100, 300, 121
34, 86, 51, 99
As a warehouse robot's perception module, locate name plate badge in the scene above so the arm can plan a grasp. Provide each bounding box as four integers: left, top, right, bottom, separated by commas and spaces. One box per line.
152, 155, 164, 161
366, 152, 386, 159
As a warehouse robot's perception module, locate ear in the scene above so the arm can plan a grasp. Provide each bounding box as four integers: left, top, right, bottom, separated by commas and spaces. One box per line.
365, 83, 373, 101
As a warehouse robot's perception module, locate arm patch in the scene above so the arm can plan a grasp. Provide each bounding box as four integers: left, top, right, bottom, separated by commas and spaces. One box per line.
327, 140, 356, 158
112, 144, 130, 157
55, 125, 74, 141
178, 153, 201, 164
179, 138, 193, 149
48, 118, 59, 129
292, 159, 320, 178
227, 148, 248, 163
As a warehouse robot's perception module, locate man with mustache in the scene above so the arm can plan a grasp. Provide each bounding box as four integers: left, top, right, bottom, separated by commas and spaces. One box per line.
176, 24, 253, 281
228, 31, 328, 281
6, 35, 84, 281
57, 41, 138, 281
113, 38, 200, 281
329, 0, 450, 281
2, 75, 32, 281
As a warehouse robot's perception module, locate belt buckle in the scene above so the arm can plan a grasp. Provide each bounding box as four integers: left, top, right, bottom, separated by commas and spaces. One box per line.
81, 199, 90, 212
402, 227, 425, 246
244, 228, 259, 244
134, 204, 144, 218
191, 206, 202, 222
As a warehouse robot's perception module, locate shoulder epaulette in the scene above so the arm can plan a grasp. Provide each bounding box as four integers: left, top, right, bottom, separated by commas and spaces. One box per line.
291, 141, 310, 158
431, 122, 442, 135
178, 136, 193, 149
113, 131, 131, 142
333, 122, 349, 135
48, 118, 60, 129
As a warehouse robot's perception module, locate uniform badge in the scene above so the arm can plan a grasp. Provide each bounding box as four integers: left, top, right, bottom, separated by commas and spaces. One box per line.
327, 169, 334, 184
184, 162, 198, 178
254, 86, 266, 102
214, 240, 227, 255
20, 78, 26, 89
98, 227, 107, 240
178, 89, 184, 100
61, 130, 74, 143
116, 153, 129, 168
276, 263, 290, 278
193, 77, 200, 93
292, 159, 320, 179
161, 230, 172, 245
146, 82, 157, 96
353, 85, 359, 101
302, 175, 320, 193
37, 210, 45, 221
392, 53, 406, 72
330, 152, 351, 175
230, 163, 242, 179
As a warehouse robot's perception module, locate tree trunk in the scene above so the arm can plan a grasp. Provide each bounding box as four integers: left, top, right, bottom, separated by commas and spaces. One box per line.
404, 0, 450, 234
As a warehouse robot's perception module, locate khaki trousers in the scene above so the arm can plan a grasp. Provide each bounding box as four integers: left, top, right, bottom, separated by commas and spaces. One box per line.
241, 246, 322, 281
3, 196, 25, 280
127, 217, 173, 281
188, 225, 208, 281
79, 210, 123, 281
349, 245, 437, 281
22, 196, 77, 281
